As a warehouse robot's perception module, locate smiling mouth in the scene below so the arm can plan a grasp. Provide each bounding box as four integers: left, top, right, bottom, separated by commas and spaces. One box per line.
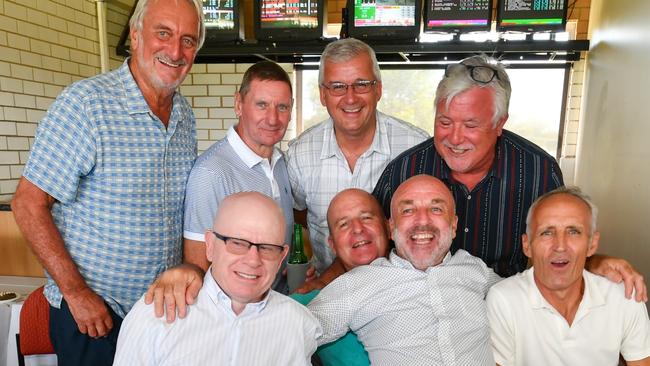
352, 240, 371, 248
235, 271, 259, 280
342, 107, 362, 113
156, 56, 183, 68
410, 232, 434, 244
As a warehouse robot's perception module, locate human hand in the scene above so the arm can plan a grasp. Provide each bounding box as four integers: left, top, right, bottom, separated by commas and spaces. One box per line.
305, 265, 317, 282
588, 254, 647, 302
144, 264, 204, 322
65, 287, 113, 338
293, 277, 327, 294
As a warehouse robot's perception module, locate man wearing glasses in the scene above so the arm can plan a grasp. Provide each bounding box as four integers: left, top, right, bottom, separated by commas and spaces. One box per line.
114, 192, 321, 365
372, 55, 646, 297
286, 38, 429, 290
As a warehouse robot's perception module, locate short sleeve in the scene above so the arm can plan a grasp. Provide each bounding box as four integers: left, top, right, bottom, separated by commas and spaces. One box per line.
620, 300, 650, 361
486, 287, 516, 366
286, 143, 307, 211
23, 87, 97, 203
183, 165, 225, 241
308, 278, 354, 346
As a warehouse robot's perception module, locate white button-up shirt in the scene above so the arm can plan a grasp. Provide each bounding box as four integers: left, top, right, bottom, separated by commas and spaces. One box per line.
286, 111, 429, 273
114, 271, 322, 366
308, 250, 501, 366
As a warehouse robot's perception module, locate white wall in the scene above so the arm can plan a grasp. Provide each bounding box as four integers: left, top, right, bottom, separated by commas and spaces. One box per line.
576, 0, 650, 282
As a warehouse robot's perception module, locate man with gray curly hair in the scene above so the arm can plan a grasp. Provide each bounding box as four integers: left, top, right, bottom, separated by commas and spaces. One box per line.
373, 55, 563, 278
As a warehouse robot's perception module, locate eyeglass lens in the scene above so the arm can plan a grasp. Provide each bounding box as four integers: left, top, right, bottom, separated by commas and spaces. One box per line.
226, 238, 283, 260
326, 80, 375, 96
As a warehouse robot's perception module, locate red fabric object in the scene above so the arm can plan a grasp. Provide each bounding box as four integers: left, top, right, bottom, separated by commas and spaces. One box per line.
19, 286, 55, 355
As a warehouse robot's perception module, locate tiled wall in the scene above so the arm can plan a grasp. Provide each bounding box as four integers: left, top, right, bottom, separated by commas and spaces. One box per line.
0, 0, 591, 201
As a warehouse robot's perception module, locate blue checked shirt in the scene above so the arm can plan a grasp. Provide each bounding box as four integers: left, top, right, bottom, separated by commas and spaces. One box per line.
23, 60, 197, 317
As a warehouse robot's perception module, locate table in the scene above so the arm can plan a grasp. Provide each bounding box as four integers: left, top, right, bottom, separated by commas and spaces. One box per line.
0, 276, 56, 366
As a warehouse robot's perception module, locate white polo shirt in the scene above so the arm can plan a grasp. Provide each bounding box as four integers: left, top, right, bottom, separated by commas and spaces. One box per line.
487, 268, 650, 366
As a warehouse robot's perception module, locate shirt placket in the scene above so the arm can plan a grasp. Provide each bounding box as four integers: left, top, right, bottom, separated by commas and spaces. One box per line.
429, 271, 456, 365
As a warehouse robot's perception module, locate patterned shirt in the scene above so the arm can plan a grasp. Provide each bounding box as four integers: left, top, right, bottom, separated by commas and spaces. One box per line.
286, 111, 429, 273
23, 60, 197, 317
114, 271, 322, 366
373, 130, 563, 277
308, 250, 501, 366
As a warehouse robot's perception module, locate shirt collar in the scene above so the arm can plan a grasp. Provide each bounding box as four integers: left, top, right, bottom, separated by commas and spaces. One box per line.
526, 268, 605, 312
120, 58, 184, 132
320, 111, 390, 160
204, 268, 270, 316
436, 133, 506, 183
387, 249, 452, 271
120, 59, 153, 116
227, 126, 282, 169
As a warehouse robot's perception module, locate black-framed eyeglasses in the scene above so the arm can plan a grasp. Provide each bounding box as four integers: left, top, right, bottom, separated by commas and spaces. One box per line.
445, 62, 501, 84
320, 79, 378, 96
210, 231, 285, 260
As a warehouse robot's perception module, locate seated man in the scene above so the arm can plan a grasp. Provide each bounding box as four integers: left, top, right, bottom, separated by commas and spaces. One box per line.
113, 192, 321, 365
487, 187, 650, 366
308, 175, 501, 365
292, 188, 390, 366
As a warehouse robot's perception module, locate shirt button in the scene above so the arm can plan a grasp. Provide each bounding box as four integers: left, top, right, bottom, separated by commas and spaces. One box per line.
467, 195, 472, 200
464, 228, 469, 233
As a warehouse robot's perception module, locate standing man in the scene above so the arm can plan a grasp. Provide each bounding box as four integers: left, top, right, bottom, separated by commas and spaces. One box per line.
287, 38, 429, 278
182, 61, 294, 292
487, 187, 650, 365
10, 0, 204, 364
373, 55, 645, 294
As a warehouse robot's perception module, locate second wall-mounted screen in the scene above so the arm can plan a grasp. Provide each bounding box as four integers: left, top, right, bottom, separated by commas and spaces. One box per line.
348, 0, 422, 40
424, 0, 493, 33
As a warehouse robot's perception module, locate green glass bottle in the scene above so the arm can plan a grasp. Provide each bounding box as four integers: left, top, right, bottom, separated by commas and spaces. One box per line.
289, 223, 309, 264
287, 224, 310, 292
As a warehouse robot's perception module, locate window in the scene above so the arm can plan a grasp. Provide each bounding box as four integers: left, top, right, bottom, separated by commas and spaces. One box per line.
298, 66, 567, 158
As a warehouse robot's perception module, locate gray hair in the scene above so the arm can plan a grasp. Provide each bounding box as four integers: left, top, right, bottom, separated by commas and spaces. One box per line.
435, 55, 511, 128
525, 186, 599, 238
318, 38, 381, 84
129, 0, 206, 51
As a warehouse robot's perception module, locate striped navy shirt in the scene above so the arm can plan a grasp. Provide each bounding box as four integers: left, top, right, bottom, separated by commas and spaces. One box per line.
373, 130, 563, 277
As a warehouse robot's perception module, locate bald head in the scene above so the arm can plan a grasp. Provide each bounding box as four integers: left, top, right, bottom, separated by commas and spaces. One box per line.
214, 192, 286, 244
390, 175, 456, 219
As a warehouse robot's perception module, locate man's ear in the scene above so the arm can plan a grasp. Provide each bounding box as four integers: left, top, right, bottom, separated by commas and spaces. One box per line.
234, 92, 242, 117
205, 231, 215, 262
129, 26, 139, 52
327, 236, 337, 256
451, 215, 458, 239
587, 231, 600, 257
494, 113, 508, 136
388, 218, 395, 240
522, 233, 532, 259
